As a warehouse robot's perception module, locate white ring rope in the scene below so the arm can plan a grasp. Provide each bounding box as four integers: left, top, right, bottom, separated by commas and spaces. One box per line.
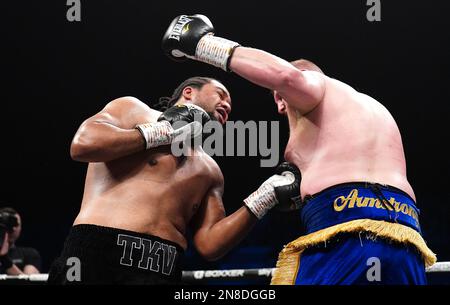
0, 262, 449, 282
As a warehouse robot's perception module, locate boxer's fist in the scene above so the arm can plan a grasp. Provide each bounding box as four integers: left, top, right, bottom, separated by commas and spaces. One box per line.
162, 14, 239, 71
136, 104, 211, 149
162, 14, 214, 61
273, 162, 302, 212
158, 103, 211, 127
244, 162, 302, 219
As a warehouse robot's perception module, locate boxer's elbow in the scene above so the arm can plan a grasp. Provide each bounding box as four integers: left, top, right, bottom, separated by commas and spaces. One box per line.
198, 248, 225, 262
70, 136, 94, 162
195, 241, 226, 262
70, 128, 102, 162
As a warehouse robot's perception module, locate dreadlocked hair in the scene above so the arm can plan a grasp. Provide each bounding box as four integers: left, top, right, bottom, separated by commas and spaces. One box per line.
153, 77, 216, 111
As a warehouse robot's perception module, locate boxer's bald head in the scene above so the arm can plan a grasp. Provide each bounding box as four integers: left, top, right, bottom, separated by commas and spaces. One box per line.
290, 59, 324, 74
272, 59, 324, 116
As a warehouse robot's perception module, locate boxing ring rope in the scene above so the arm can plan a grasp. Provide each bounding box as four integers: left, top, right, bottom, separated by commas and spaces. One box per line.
182, 262, 450, 281
1, 262, 449, 282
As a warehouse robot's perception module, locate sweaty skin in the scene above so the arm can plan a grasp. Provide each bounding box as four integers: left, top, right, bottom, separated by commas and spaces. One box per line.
284, 75, 414, 199
71, 82, 256, 261
229, 47, 415, 200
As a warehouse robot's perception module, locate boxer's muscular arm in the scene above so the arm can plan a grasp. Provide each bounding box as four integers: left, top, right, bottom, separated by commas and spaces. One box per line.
229, 47, 325, 114
162, 15, 325, 114
190, 173, 257, 261
189, 160, 301, 261
70, 97, 149, 162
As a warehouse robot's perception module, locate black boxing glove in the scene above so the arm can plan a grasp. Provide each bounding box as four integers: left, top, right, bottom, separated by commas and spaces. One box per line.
244, 162, 302, 219
135, 104, 211, 149
162, 14, 240, 71
161, 103, 213, 145
273, 162, 302, 212
158, 103, 211, 127
162, 14, 214, 61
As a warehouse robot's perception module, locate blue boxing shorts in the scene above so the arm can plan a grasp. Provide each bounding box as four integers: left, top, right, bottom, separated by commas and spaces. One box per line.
271, 182, 436, 285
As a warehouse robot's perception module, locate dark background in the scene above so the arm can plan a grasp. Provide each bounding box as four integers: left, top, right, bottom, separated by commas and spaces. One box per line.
1, 0, 449, 279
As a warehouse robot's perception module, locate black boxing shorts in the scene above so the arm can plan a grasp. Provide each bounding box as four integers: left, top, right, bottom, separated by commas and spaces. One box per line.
47, 224, 184, 284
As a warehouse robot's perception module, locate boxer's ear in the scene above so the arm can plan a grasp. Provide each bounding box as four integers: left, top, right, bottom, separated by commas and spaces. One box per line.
182, 86, 195, 101
274, 92, 287, 115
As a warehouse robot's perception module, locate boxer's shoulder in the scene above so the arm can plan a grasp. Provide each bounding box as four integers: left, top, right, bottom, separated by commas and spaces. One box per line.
106, 96, 159, 115
103, 96, 161, 126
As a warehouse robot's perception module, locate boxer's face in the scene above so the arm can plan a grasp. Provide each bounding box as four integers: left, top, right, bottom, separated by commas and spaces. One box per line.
183, 80, 232, 125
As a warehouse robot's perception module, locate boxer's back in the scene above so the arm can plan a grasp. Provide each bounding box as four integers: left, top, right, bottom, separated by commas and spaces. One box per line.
285, 75, 415, 200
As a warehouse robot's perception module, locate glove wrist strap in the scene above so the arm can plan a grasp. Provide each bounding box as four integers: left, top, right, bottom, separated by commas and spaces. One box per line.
194, 34, 240, 71
135, 121, 174, 149
244, 184, 277, 219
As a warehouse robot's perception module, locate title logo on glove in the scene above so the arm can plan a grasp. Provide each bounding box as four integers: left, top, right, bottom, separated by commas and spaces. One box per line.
168, 15, 193, 41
